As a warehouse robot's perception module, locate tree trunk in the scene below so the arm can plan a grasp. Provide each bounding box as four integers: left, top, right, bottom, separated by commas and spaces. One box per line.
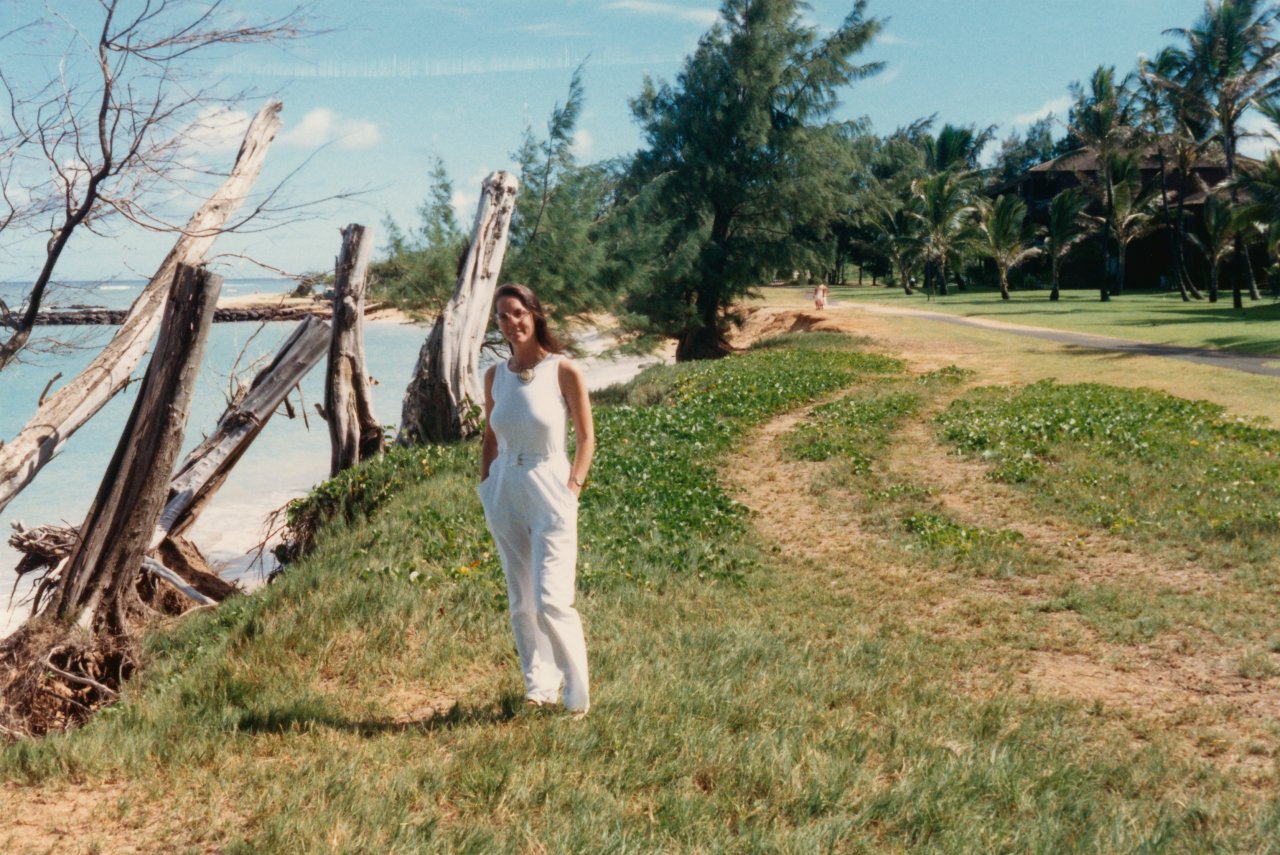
1232, 235, 1247, 310
157, 315, 331, 543
1049, 254, 1060, 302
51, 265, 220, 636
325, 224, 383, 475
399, 171, 519, 444
0, 100, 283, 516
999, 266, 1010, 300
1101, 171, 1115, 302
1174, 172, 1202, 299
1117, 242, 1128, 297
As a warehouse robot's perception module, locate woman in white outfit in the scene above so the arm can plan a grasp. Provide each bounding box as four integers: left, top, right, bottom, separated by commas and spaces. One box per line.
478, 283, 594, 716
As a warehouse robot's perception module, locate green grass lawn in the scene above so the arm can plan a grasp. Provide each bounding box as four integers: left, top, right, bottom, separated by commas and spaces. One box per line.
814, 285, 1280, 358
2, 333, 1277, 853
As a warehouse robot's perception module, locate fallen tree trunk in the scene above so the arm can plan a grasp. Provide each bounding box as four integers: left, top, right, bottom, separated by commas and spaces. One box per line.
0, 100, 284, 515
325, 223, 383, 475
7, 315, 328, 617
50, 264, 221, 635
156, 314, 331, 543
399, 171, 519, 444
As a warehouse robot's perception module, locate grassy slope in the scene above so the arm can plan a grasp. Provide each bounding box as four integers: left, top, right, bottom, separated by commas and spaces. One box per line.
2, 334, 1277, 853
765, 284, 1280, 358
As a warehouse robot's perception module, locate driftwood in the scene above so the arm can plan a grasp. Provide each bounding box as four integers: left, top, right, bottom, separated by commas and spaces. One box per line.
0, 100, 284, 516
4, 300, 385, 327
399, 171, 519, 444
325, 224, 383, 475
156, 315, 331, 543
7, 316, 326, 617
50, 265, 221, 635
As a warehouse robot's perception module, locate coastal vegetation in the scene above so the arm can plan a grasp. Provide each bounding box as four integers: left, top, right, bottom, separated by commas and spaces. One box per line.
371, 0, 1280, 356
2, 331, 1276, 851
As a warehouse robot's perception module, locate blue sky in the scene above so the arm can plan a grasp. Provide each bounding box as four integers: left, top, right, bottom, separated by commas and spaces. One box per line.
2, 0, 1253, 282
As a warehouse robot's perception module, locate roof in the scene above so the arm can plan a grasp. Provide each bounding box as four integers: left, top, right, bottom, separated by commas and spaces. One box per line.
1025, 146, 1235, 176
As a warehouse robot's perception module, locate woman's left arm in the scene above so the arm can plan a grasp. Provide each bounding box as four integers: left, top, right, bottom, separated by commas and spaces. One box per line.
559, 358, 594, 497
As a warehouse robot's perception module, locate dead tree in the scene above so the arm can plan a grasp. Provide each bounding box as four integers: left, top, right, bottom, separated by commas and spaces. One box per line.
325, 224, 383, 475
158, 315, 331, 541
8, 316, 331, 616
50, 265, 221, 635
399, 171, 519, 444
0, 2, 301, 369
0, 265, 219, 736
0, 100, 284, 516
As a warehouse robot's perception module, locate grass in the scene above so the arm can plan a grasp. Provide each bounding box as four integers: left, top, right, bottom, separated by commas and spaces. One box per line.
765, 283, 1280, 358
2, 333, 1278, 853
937, 380, 1280, 571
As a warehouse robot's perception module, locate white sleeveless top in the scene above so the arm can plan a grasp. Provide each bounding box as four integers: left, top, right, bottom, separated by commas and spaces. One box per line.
489, 354, 568, 458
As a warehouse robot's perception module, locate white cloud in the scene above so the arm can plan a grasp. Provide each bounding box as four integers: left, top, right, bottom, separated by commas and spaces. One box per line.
278, 108, 382, 151
1240, 111, 1279, 160
866, 63, 903, 89
184, 107, 254, 154
1010, 96, 1073, 128
603, 1, 719, 26
572, 128, 594, 159
877, 32, 919, 47
451, 168, 491, 227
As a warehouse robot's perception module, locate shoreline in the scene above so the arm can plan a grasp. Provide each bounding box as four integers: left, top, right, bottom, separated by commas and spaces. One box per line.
0, 314, 672, 639
11, 292, 416, 327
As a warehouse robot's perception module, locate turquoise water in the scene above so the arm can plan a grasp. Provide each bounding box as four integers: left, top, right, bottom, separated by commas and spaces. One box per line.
1, 280, 430, 632
0, 280, 664, 634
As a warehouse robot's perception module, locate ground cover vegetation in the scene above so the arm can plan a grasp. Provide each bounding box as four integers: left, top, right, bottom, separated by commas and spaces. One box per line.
3, 332, 1277, 851
820, 286, 1280, 355
375, 0, 1280, 362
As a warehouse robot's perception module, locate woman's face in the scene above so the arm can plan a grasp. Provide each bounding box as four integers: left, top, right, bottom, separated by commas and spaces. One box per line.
496, 295, 535, 347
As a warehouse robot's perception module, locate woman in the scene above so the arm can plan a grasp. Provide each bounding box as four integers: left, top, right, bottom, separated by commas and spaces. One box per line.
478, 283, 594, 716
812, 282, 829, 310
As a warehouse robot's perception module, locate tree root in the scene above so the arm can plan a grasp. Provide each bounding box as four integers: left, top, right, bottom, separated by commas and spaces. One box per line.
0, 618, 137, 738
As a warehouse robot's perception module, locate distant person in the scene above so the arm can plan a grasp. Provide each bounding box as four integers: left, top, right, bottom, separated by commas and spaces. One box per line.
478, 283, 593, 718
813, 282, 829, 309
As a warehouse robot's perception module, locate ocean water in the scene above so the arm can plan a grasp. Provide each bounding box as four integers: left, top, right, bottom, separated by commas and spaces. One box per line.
0, 280, 427, 634
0, 280, 667, 636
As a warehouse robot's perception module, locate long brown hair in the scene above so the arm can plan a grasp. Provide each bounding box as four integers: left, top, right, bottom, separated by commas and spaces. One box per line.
494, 283, 565, 354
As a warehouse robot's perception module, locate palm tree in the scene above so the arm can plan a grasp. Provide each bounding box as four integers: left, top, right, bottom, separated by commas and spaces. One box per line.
1070, 66, 1138, 301
1159, 0, 1280, 306
1232, 98, 1280, 296
1194, 193, 1242, 301
974, 195, 1042, 300
1045, 188, 1092, 301
867, 194, 922, 294
1138, 48, 1211, 301
910, 171, 978, 297
923, 123, 996, 174
1106, 153, 1160, 293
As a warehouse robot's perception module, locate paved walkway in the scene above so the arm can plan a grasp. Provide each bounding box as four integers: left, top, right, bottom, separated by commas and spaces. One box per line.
839, 301, 1280, 378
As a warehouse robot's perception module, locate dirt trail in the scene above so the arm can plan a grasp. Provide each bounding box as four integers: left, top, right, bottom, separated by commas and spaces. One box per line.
722, 331, 1279, 775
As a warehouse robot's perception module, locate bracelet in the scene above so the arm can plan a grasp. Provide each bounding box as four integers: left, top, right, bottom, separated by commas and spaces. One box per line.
570, 476, 586, 487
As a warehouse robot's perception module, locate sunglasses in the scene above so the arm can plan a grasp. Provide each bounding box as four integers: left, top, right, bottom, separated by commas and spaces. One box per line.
495, 307, 531, 324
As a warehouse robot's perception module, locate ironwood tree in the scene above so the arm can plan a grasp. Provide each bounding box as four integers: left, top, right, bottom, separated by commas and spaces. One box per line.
619, 0, 884, 360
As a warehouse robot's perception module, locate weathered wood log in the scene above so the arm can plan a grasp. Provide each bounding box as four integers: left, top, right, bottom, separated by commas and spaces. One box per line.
155, 314, 331, 543
399, 171, 519, 444
50, 265, 221, 635
325, 224, 383, 475
0, 100, 283, 515
8, 523, 78, 577
140, 559, 217, 608
153, 536, 238, 602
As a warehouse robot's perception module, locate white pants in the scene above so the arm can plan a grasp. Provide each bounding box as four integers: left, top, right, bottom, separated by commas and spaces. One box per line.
479, 453, 590, 712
